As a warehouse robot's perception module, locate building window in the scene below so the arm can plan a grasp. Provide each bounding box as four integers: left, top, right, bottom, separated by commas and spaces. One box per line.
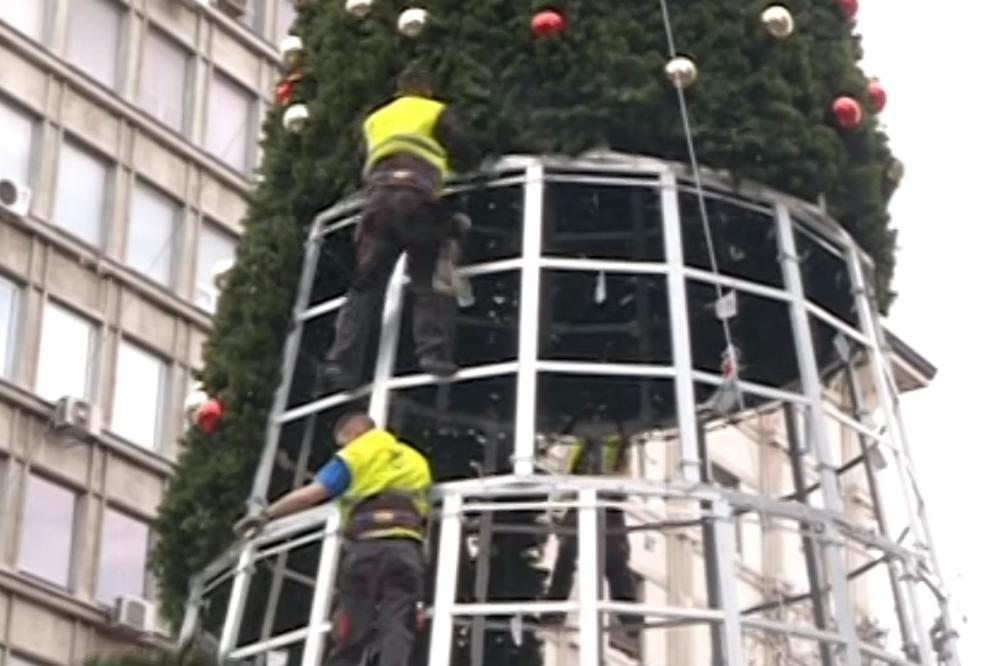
711, 463, 744, 557
206, 72, 255, 173
0, 2, 46, 41
111, 341, 166, 450
96, 508, 149, 604
36, 302, 95, 403
127, 182, 178, 287
195, 222, 238, 312
139, 27, 190, 133
66, 0, 123, 89
18, 474, 76, 587
241, 0, 265, 32
276, 0, 296, 39
54, 141, 109, 247
0, 276, 19, 379
0, 98, 35, 186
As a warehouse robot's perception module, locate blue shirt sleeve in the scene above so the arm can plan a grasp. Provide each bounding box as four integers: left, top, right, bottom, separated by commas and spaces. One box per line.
315, 457, 351, 499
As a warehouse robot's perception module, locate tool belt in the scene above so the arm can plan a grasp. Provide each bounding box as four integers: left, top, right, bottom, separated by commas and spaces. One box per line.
344, 491, 424, 540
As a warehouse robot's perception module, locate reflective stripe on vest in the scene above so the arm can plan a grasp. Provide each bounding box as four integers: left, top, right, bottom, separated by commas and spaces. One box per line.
363, 96, 449, 178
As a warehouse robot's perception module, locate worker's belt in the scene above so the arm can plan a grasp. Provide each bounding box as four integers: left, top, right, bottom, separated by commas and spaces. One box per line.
344, 491, 425, 539
367, 168, 437, 197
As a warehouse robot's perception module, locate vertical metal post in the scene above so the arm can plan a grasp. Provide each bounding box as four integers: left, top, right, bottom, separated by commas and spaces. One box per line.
784, 404, 836, 666
248, 217, 330, 509
219, 545, 256, 658
577, 488, 602, 666
696, 418, 725, 665
429, 493, 464, 665
513, 162, 545, 475
369, 257, 407, 425
302, 511, 343, 666
178, 575, 206, 648
775, 204, 862, 666
470, 428, 500, 666
710, 499, 746, 665
660, 169, 701, 483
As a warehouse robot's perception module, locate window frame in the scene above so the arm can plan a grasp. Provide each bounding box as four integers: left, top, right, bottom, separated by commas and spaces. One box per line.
17, 472, 79, 590
0, 0, 50, 43
110, 338, 168, 451
205, 69, 258, 174
35, 300, 98, 403
95, 504, 151, 605
194, 219, 239, 313
126, 179, 180, 289
0, 94, 38, 188
0, 273, 21, 381
53, 137, 112, 249
64, 0, 126, 91
138, 22, 192, 134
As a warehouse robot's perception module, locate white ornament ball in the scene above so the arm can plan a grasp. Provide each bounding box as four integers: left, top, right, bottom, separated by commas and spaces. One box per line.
283, 103, 309, 133
212, 257, 235, 290
279, 35, 304, 70
761, 4, 795, 38
398, 7, 429, 38
184, 385, 209, 426
345, 0, 372, 18
665, 56, 698, 89
888, 159, 905, 184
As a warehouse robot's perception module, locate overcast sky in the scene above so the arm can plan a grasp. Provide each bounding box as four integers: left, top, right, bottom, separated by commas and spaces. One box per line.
859, 2, 1000, 661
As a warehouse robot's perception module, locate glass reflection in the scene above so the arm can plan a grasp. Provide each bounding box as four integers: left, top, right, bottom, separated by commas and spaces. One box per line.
679, 193, 783, 287
539, 271, 672, 364
686, 281, 801, 389
536, 374, 678, 435
395, 272, 519, 376
310, 221, 357, 306
449, 186, 525, 264
387, 376, 517, 478
543, 182, 664, 261
795, 225, 859, 327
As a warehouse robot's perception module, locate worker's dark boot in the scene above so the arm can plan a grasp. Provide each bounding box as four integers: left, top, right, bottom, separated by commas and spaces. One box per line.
413, 292, 458, 377
314, 364, 361, 396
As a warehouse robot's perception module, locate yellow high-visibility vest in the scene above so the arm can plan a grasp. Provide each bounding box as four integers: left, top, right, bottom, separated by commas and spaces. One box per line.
567, 435, 629, 476
337, 429, 431, 541
363, 96, 449, 178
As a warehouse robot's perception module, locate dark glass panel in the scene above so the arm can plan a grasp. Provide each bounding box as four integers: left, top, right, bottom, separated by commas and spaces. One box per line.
795, 225, 859, 327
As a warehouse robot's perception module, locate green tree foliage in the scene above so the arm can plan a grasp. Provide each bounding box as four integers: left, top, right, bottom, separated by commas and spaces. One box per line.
153, 0, 897, 642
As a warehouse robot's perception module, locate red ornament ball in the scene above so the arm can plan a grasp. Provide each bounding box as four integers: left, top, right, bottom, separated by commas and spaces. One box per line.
274, 79, 293, 106
837, 0, 858, 21
197, 398, 224, 434
832, 96, 863, 130
531, 10, 565, 39
866, 79, 887, 112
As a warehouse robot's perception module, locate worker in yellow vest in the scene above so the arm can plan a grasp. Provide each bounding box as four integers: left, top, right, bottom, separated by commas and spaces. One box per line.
542, 426, 640, 636
318, 63, 480, 393
235, 413, 432, 666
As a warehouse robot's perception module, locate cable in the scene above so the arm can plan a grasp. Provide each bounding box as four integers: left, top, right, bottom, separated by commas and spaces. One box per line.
656, 0, 744, 409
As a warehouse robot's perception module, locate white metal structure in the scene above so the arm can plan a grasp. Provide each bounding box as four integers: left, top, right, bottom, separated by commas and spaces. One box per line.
178, 154, 960, 666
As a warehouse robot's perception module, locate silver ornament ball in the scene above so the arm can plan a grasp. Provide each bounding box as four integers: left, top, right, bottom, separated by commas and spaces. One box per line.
283, 103, 310, 133
278, 35, 303, 70
665, 56, 698, 89
762, 5, 795, 38
345, 0, 372, 18
398, 7, 429, 38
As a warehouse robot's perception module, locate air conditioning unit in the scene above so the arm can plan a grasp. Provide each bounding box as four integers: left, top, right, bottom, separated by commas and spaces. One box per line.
0, 178, 31, 218
215, 0, 247, 17
52, 396, 100, 438
111, 595, 154, 634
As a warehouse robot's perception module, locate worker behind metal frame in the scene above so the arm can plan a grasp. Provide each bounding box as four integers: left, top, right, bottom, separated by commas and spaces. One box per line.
541, 420, 641, 637
235, 413, 432, 666
317, 63, 481, 393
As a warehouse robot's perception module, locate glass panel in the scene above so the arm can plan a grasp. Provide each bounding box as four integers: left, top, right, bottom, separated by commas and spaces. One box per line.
686, 281, 800, 389
388, 375, 516, 477
0, 277, 17, 379
19, 474, 76, 586
795, 224, 859, 327
96, 508, 149, 604
54, 141, 108, 246
0, 1, 46, 40
395, 272, 519, 375
449, 186, 524, 263
536, 375, 678, 438
290, 311, 345, 409
195, 221, 238, 312
0, 100, 35, 185
66, 0, 122, 88
241, 0, 264, 32
36, 302, 94, 402
139, 28, 189, 132
206, 72, 255, 172
127, 183, 178, 286
238, 542, 320, 646
310, 221, 357, 306
543, 182, 664, 261
679, 192, 783, 287
539, 270, 671, 364
111, 341, 166, 449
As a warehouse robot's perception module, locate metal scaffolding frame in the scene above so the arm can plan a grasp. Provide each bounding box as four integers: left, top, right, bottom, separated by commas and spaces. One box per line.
179, 154, 960, 666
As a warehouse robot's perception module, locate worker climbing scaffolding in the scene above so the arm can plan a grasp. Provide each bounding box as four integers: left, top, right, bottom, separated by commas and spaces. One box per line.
316, 64, 481, 393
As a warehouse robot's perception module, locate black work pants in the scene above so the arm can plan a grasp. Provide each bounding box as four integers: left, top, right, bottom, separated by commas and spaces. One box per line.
325, 182, 456, 380
328, 538, 425, 666
545, 508, 640, 627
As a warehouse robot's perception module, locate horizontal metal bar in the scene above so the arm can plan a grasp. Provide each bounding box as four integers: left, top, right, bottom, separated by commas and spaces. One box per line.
682, 265, 794, 304
225, 625, 326, 660
537, 256, 671, 275
544, 175, 662, 188
253, 530, 325, 562
298, 296, 346, 323
857, 642, 922, 666
804, 300, 873, 348
691, 369, 810, 405
383, 361, 520, 391
457, 258, 524, 277
279, 387, 372, 424
535, 360, 678, 379
742, 616, 848, 647
599, 601, 724, 623
822, 404, 893, 447
317, 212, 361, 238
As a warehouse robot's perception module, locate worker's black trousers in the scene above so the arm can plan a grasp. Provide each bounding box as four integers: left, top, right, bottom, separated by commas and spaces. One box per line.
324, 183, 456, 382
328, 538, 425, 666
545, 508, 641, 628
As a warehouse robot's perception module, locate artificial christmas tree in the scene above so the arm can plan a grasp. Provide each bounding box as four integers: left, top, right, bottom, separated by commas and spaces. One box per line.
153, 2, 901, 662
